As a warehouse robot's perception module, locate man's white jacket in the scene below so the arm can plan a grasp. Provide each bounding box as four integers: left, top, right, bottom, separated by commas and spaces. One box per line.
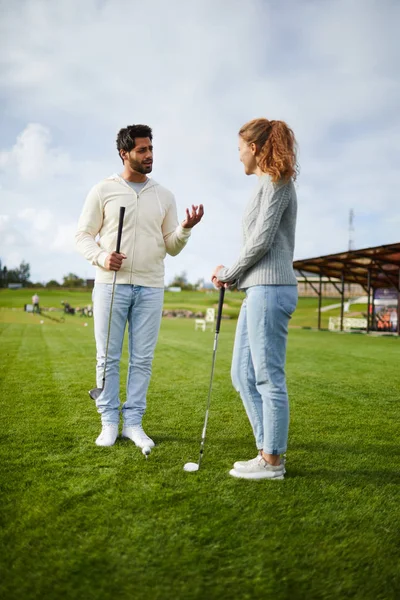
75, 174, 191, 287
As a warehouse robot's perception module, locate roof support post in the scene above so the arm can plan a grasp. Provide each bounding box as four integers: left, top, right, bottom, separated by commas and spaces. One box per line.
318, 273, 322, 330
367, 269, 371, 334
340, 272, 345, 331
397, 269, 400, 336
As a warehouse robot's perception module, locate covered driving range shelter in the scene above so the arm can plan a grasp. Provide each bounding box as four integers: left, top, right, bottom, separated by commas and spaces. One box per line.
293, 242, 400, 335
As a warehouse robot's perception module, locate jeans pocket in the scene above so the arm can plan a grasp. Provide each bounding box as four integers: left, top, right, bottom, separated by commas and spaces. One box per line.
276, 286, 298, 317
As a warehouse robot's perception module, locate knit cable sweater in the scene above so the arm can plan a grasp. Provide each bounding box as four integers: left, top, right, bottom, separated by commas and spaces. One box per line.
217, 174, 297, 289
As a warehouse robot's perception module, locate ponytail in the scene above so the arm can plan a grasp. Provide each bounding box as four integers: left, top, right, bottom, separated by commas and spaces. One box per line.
239, 118, 298, 182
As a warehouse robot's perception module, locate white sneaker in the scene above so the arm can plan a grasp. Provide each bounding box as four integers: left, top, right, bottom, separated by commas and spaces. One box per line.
234, 455, 286, 474
121, 425, 155, 449
95, 423, 119, 447
229, 456, 285, 480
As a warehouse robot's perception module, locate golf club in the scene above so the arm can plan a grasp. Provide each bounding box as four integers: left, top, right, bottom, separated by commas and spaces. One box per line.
184, 286, 225, 472
89, 205, 126, 401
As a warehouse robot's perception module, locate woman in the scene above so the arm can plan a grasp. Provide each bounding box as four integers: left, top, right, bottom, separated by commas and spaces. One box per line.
212, 118, 298, 480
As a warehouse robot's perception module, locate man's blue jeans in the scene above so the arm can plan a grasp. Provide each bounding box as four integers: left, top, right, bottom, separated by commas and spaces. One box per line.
231, 285, 298, 454
93, 284, 164, 425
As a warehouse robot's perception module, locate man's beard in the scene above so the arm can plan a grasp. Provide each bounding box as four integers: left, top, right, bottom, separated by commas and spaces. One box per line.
129, 158, 152, 174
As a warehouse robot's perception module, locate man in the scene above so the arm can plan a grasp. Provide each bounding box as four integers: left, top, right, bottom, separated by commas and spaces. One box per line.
32, 293, 40, 314
76, 124, 203, 447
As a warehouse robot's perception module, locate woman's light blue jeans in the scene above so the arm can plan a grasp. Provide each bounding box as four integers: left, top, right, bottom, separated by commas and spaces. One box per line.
93, 284, 164, 426
231, 285, 298, 455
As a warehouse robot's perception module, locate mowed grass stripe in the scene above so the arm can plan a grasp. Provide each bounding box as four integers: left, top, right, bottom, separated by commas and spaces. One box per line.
0, 323, 26, 381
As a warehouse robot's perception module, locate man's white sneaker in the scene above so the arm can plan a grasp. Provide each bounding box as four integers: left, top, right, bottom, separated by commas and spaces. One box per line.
229, 456, 285, 480
234, 455, 286, 474
121, 425, 155, 449
95, 423, 119, 447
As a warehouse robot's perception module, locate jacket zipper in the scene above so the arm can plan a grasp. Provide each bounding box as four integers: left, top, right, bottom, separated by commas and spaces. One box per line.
131, 190, 138, 285
116, 177, 151, 285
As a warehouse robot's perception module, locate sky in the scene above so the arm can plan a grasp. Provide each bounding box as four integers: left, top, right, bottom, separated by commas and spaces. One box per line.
0, 0, 399, 285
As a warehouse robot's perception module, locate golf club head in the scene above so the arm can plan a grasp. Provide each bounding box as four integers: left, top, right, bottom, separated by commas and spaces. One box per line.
88, 387, 102, 401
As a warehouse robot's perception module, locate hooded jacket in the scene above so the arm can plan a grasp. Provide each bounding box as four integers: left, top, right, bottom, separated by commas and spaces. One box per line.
75, 174, 191, 287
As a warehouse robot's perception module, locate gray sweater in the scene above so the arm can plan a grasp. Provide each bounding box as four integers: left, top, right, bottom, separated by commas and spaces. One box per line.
217, 174, 297, 289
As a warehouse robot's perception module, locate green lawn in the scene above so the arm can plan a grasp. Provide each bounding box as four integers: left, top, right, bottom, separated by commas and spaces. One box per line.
0, 297, 399, 599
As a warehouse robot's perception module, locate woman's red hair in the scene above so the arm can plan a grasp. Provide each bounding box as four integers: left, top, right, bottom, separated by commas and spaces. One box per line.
239, 118, 298, 182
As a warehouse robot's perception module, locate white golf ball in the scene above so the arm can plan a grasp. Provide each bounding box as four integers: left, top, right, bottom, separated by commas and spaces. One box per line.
142, 446, 151, 456
84, 322, 88, 327
40, 320, 44, 324
183, 462, 199, 472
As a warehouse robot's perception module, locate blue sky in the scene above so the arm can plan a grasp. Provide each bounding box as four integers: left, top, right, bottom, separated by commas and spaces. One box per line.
0, 0, 399, 284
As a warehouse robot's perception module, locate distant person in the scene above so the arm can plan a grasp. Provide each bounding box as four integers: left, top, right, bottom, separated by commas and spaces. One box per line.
76, 124, 203, 447
32, 293, 40, 314
212, 118, 298, 480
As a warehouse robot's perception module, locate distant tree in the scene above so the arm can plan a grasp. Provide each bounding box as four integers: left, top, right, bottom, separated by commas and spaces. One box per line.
18, 261, 30, 285
46, 279, 61, 287
62, 273, 84, 287
169, 271, 194, 291
0, 260, 4, 288
6, 269, 20, 284
0, 260, 31, 286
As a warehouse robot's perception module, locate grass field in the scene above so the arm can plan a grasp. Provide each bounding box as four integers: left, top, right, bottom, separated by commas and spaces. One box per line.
1, 291, 399, 599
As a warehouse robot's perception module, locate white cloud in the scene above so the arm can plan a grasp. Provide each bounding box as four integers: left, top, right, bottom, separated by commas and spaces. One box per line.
18, 208, 53, 232
0, 0, 399, 283
51, 223, 77, 253
0, 124, 71, 182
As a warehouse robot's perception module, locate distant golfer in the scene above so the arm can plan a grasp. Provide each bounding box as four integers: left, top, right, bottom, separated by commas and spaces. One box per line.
32, 293, 40, 314
212, 118, 298, 480
76, 124, 203, 447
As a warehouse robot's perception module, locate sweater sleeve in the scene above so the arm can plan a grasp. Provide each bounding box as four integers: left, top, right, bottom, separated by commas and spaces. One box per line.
217, 182, 290, 283
162, 194, 191, 256
75, 185, 109, 268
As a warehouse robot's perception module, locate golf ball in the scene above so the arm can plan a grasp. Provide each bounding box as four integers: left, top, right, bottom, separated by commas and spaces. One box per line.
142, 446, 151, 457
40, 320, 44, 324
183, 462, 199, 472
84, 322, 88, 327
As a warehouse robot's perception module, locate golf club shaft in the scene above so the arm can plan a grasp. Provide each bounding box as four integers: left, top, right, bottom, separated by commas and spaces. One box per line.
100, 206, 126, 389
101, 270, 117, 389
197, 286, 225, 468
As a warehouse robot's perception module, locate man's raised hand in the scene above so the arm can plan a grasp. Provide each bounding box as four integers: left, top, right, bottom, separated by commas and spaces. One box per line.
181, 204, 204, 229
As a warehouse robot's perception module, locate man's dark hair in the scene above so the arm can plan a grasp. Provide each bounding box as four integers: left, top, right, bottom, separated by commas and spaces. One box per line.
116, 124, 153, 162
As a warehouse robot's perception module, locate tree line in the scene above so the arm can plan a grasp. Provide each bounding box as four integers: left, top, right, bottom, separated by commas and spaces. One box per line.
0, 260, 86, 288
0, 261, 204, 290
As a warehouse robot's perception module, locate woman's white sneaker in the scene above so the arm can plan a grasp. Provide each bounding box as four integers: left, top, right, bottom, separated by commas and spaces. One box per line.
234, 455, 262, 471
121, 425, 155, 449
229, 456, 285, 480
234, 455, 286, 474
95, 423, 119, 447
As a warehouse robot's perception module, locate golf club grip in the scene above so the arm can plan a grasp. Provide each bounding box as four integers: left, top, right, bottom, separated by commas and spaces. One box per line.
215, 287, 225, 333
115, 206, 126, 253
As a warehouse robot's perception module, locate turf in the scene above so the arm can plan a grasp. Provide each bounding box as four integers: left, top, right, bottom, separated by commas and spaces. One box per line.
0, 301, 399, 599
